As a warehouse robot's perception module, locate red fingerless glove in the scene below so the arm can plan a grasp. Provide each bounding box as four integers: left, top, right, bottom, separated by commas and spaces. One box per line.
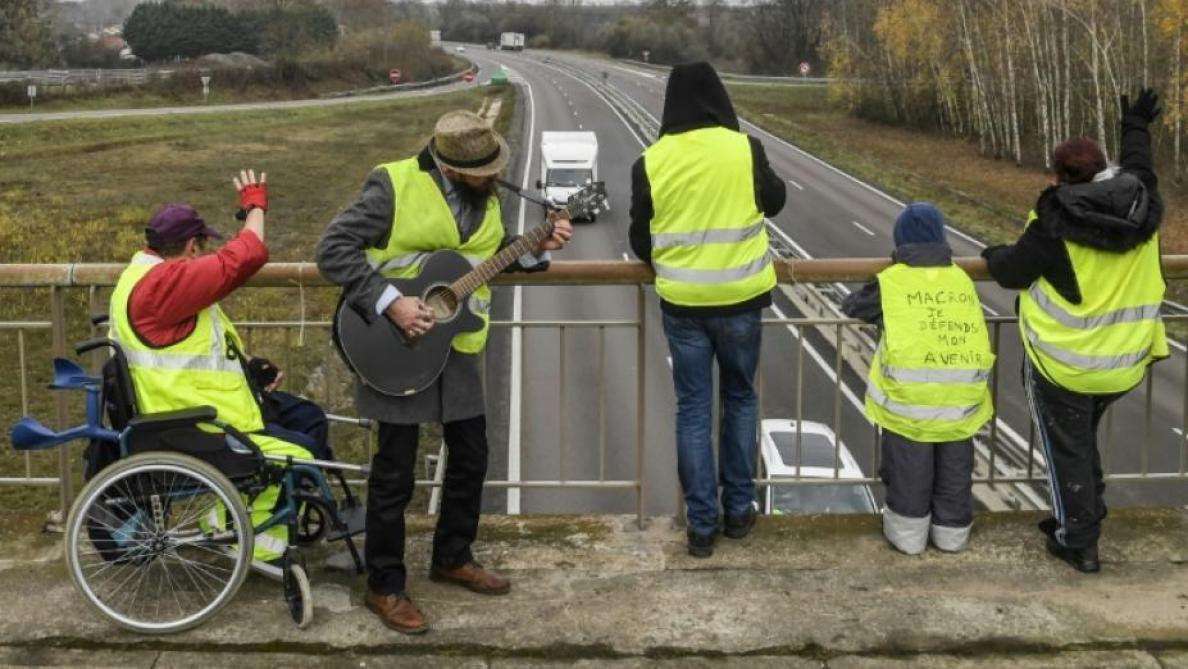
235, 183, 268, 220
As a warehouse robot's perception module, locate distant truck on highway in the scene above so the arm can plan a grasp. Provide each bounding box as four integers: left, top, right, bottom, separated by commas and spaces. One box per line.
537, 131, 600, 221
499, 32, 525, 51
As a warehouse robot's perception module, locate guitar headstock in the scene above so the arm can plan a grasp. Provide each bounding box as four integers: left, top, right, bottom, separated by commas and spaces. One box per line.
560, 181, 609, 220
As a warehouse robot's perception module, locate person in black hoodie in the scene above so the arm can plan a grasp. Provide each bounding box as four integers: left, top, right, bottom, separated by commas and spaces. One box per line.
982, 89, 1167, 573
629, 62, 785, 558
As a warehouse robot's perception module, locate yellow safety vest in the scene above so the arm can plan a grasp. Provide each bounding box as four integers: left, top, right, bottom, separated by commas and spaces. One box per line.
865, 263, 995, 442
645, 126, 776, 307
367, 157, 504, 354
1018, 211, 1168, 394
109, 251, 263, 432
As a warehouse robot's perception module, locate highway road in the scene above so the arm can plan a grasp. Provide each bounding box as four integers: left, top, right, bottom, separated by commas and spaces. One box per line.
460, 44, 1188, 516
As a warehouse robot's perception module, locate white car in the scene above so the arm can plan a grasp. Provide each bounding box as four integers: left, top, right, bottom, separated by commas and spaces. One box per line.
455, 45, 466, 53
759, 419, 878, 515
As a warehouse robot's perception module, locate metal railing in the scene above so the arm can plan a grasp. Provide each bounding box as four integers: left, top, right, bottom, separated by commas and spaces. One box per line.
2, 258, 1187, 526
0, 69, 174, 87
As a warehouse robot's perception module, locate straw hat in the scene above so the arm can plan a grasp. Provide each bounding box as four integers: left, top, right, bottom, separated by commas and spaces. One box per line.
428, 110, 510, 177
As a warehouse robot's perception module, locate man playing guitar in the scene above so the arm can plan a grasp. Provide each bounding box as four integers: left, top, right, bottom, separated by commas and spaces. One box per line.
317, 110, 572, 635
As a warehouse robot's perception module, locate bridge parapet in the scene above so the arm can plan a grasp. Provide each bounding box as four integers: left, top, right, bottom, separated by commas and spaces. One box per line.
2, 260, 1187, 525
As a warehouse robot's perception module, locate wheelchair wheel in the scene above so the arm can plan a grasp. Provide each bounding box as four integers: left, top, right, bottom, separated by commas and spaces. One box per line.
284, 562, 313, 629
65, 451, 254, 634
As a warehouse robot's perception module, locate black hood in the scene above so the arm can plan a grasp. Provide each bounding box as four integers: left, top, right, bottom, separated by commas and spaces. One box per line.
659, 62, 739, 136
1038, 171, 1161, 252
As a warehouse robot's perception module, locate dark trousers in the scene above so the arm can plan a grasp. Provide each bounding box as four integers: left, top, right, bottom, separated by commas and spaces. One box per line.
879, 430, 974, 527
1024, 360, 1124, 550
365, 415, 488, 595
262, 390, 331, 459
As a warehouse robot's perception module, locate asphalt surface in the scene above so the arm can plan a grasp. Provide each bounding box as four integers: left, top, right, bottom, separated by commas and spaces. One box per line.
463, 44, 1188, 515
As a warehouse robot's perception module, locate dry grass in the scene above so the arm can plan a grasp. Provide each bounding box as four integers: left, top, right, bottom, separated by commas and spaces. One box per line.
0, 87, 512, 514
728, 84, 1188, 251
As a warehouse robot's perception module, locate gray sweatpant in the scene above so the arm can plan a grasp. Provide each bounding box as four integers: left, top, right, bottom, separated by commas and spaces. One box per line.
879, 429, 974, 554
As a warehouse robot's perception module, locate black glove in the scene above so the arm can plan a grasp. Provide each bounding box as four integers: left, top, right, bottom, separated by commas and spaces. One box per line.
247, 357, 279, 389
1121, 88, 1161, 124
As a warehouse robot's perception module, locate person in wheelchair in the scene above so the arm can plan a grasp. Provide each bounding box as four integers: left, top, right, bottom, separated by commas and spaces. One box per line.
107, 170, 327, 563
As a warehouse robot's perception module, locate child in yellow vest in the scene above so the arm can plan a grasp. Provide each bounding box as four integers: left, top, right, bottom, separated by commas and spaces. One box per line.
842, 203, 994, 554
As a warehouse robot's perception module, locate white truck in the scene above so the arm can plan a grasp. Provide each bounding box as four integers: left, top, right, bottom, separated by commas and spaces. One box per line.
536, 131, 600, 221
499, 32, 525, 51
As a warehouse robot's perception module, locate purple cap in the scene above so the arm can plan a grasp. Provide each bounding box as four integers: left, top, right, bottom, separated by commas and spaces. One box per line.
146, 204, 224, 245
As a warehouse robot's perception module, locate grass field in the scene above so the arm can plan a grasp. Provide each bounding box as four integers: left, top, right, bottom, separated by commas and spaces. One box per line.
727, 84, 1188, 253
0, 86, 512, 516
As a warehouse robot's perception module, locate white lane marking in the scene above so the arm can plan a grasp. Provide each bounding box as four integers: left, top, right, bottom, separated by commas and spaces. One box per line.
787, 179, 804, 191
666, 356, 673, 369
621, 252, 630, 261
506, 68, 537, 515
851, 221, 876, 237
539, 61, 648, 149
608, 63, 658, 80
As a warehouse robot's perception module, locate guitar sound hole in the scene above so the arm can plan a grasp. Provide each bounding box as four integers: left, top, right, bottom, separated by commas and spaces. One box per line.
424, 285, 459, 323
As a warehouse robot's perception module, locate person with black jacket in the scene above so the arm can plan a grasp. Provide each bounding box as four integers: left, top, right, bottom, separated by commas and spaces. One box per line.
629, 62, 786, 558
982, 89, 1168, 573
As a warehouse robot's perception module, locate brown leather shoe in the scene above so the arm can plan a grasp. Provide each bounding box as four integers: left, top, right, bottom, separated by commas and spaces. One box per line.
365, 590, 428, 634
429, 561, 511, 595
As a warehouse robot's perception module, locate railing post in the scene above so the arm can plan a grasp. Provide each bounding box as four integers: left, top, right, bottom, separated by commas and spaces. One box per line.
636, 285, 646, 529
51, 286, 73, 517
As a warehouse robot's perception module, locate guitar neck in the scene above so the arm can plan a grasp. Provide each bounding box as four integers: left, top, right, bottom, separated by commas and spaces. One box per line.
449, 221, 554, 297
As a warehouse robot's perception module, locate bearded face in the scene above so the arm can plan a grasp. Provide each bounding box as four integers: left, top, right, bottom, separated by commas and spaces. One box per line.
448, 173, 497, 210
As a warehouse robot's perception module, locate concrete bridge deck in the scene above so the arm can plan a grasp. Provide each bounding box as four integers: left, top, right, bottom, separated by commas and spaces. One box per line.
1, 509, 1187, 667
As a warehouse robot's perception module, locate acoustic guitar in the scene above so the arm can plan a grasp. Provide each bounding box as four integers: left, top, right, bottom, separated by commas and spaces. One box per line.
333, 181, 608, 396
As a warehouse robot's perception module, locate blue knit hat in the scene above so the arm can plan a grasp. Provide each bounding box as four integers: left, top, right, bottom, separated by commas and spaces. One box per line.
893, 202, 946, 247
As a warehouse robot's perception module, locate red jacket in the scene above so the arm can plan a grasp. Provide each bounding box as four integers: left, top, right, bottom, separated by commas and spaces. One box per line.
128, 231, 268, 347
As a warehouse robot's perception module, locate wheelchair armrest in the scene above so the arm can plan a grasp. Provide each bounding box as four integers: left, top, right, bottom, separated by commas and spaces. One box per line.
126, 406, 218, 433
75, 337, 116, 356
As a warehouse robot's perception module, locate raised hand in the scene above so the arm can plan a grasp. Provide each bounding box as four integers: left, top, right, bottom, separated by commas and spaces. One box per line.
233, 169, 268, 221
1121, 89, 1161, 124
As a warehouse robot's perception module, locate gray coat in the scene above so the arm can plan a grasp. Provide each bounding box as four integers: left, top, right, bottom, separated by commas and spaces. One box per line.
316, 148, 546, 425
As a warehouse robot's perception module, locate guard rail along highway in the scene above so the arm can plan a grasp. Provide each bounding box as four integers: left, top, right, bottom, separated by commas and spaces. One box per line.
3, 257, 1188, 527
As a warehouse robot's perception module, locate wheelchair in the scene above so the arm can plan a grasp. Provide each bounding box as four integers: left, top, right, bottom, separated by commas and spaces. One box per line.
10, 335, 369, 634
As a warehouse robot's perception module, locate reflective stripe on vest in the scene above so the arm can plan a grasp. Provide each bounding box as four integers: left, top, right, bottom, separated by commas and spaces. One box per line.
1018, 210, 1168, 394
645, 127, 776, 307
365, 157, 504, 354
109, 251, 263, 431
652, 251, 773, 284
863, 263, 994, 442
866, 384, 984, 423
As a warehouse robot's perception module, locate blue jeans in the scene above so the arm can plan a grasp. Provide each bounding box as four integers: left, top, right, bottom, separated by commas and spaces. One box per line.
662, 309, 762, 537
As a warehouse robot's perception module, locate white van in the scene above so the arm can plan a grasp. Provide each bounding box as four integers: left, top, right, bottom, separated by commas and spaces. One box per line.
758, 419, 878, 515
537, 131, 600, 221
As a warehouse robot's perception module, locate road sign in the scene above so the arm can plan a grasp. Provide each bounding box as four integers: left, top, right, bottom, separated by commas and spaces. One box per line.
26, 85, 35, 109
389, 68, 402, 84
799, 62, 811, 76
642, 49, 651, 63
200, 75, 211, 103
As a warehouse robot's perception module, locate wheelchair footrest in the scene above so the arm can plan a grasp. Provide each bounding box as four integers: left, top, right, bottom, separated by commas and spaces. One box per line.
326, 502, 366, 541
